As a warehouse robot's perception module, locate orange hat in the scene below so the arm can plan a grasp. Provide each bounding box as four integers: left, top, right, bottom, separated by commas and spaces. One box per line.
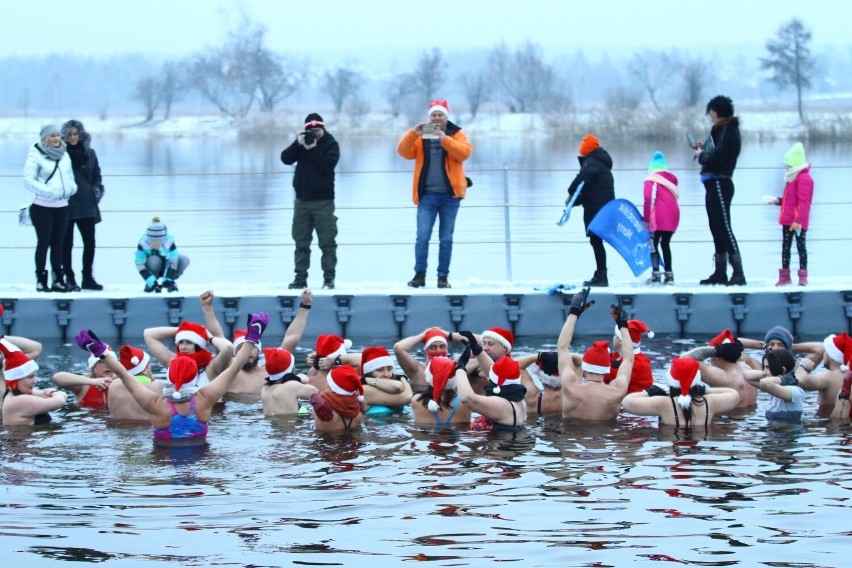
578, 134, 600, 156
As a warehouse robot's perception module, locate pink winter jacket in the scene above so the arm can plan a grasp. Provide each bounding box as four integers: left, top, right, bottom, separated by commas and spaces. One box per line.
777, 166, 813, 230
642, 171, 680, 233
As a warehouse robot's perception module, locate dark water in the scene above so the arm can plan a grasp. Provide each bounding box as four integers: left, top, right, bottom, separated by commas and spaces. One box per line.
2, 336, 849, 567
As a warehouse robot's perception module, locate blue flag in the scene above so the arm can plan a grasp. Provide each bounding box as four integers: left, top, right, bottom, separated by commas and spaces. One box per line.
587, 199, 653, 277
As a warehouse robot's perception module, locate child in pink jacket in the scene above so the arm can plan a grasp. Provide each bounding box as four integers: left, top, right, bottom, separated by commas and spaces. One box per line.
768, 142, 813, 286
643, 152, 680, 284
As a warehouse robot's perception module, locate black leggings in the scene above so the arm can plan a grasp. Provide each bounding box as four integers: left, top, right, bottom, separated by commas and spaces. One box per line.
62, 218, 97, 275
653, 231, 674, 271
703, 177, 740, 256
30, 204, 69, 274
590, 233, 607, 272
781, 225, 807, 269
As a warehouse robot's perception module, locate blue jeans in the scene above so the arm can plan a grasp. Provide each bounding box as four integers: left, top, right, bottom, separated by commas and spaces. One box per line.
414, 192, 461, 277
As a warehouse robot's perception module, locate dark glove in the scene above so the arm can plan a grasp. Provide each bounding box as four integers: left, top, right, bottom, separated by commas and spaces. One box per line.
569, 287, 594, 318
455, 345, 472, 371
75, 328, 107, 358
779, 371, 799, 387
162, 279, 178, 293
645, 384, 668, 397
458, 331, 482, 356
245, 312, 269, 344
714, 340, 744, 363
537, 351, 559, 376
310, 392, 334, 422
611, 296, 628, 330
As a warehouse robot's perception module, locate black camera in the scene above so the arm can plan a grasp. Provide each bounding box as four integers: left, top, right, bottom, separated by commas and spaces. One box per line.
303, 131, 316, 145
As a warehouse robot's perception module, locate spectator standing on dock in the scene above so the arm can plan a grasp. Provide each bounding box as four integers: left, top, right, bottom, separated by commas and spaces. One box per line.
23, 124, 77, 292
765, 142, 813, 286
280, 113, 340, 291
565, 134, 615, 287
643, 151, 679, 285
398, 100, 472, 289
135, 217, 189, 293
694, 95, 745, 286
60, 119, 104, 291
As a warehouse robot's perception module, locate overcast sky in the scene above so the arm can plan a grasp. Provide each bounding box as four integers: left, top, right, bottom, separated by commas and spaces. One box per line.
2, 0, 848, 58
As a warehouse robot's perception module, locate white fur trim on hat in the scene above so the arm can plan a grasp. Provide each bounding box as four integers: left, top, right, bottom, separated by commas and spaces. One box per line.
428, 101, 450, 119
3, 358, 38, 381
481, 330, 512, 352
824, 334, 844, 364
124, 351, 150, 376
581, 361, 610, 375
88, 348, 117, 370
362, 355, 393, 375
175, 329, 206, 349
526, 362, 561, 390
327, 374, 356, 396
488, 366, 521, 394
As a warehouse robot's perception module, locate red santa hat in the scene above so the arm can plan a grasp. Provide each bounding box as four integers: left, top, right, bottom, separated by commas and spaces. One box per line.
425, 356, 457, 412
360, 346, 393, 376
582, 341, 612, 375
481, 327, 514, 352
527, 352, 561, 390
119, 345, 151, 376
327, 365, 364, 401
1, 341, 38, 383
427, 99, 450, 119
627, 354, 654, 394
264, 348, 295, 381
488, 356, 521, 394
423, 328, 448, 350
666, 357, 704, 409
175, 321, 208, 349
709, 329, 736, 347
167, 356, 199, 400
88, 344, 117, 370
233, 329, 261, 354
823, 333, 852, 371
614, 320, 654, 352
315, 334, 352, 359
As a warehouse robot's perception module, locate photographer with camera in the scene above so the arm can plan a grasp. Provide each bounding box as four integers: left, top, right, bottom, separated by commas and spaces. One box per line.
280, 113, 341, 290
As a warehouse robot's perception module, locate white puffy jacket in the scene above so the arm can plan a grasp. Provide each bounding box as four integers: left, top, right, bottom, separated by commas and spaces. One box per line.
22, 144, 77, 206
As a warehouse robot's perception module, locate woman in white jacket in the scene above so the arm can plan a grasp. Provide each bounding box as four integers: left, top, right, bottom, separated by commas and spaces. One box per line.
23, 124, 77, 292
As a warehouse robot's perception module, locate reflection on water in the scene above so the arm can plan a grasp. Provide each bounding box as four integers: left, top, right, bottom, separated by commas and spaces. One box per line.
0, 338, 850, 567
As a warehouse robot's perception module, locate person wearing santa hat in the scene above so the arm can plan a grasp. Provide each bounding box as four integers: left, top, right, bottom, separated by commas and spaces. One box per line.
565, 134, 615, 287
398, 99, 473, 289
830, 372, 852, 420
357, 345, 412, 415
606, 320, 655, 394
310, 363, 365, 431
412, 355, 472, 426
795, 332, 850, 417
75, 312, 268, 445
198, 289, 314, 395
52, 345, 118, 410
393, 327, 465, 390
557, 288, 634, 421
104, 344, 164, 421
458, 352, 527, 433
680, 329, 756, 410
743, 348, 807, 422
2, 341, 68, 426
305, 333, 354, 392
622, 357, 739, 429
261, 347, 318, 416
517, 351, 571, 416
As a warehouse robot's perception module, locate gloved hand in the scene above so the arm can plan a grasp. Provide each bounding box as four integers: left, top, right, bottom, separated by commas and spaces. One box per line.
537, 351, 559, 376
569, 287, 594, 318
611, 296, 628, 330
75, 328, 108, 358
245, 312, 269, 344
144, 275, 160, 293
162, 279, 178, 293
779, 371, 799, 387
310, 392, 334, 422
645, 384, 668, 397
714, 340, 744, 363
458, 331, 482, 356
455, 345, 472, 371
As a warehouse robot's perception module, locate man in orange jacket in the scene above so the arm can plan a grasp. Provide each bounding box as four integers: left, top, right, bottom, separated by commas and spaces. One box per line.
397, 100, 472, 289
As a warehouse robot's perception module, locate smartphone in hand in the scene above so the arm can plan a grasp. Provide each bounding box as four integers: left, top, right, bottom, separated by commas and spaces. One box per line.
686, 132, 697, 149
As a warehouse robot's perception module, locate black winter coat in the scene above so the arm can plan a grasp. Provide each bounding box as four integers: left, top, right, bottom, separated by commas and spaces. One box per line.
280, 131, 340, 200
67, 146, 103, 223
698, 118, 740, 178
566, 147, 615, 228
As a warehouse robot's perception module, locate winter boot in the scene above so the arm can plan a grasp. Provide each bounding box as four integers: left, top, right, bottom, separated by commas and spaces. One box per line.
81, 272, 104, 291
797, 269, 808, 286
727, 254, 747, 286
51, 271, 71, 292
322, 279, 335, 290
699, 253, 728, 285
407, 272, 426, 288
775, 268, 792, 286
437, 276, 451, 289
36, 270, 49, 292
583, 270, 608, 287
647, 270, 662, 285
647, 252, 661, 284
288, 277, 308, 290
64, 270, 81, 292
664, 271, 675, 285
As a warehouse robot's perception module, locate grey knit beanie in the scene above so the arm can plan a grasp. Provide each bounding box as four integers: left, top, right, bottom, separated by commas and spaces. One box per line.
40, 124, 61, 141
146, 217, 168, 240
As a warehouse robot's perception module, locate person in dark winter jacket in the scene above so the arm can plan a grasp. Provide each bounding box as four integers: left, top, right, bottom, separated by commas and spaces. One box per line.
566, 134, 615, 287
694, 95, 745, 286
280, 113, 341, 291
61, 120, 104, 291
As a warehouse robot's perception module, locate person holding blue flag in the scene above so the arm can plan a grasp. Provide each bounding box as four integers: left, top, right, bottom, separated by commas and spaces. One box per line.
565, 134, 615, 287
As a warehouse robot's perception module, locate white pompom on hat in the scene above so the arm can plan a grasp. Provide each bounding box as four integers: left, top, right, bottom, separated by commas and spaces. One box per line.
614, 320, 654, 353
666, 357, 704, 410
488, 356, 521, 394
119, 345, 150, 376
425, 356, 457, 412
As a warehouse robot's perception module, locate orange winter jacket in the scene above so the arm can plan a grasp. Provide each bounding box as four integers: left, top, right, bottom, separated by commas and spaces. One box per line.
397, 122, 472, 205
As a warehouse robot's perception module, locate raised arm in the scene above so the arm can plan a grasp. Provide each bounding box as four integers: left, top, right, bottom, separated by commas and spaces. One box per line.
198, 313, 267, 407
607, 298, 633, 394
3, 336, 43, 359
200, 290, 225, 338
143, 326, 178, 367
281, 289, 313, 351
205, 336, 234, 379
393, 330, 428, 381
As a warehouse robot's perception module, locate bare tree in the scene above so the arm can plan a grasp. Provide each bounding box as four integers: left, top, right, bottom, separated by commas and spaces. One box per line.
760, 18, 817, 122
159, 62, 182, 120
487, 42, 557, 113
459, 68, 489, 119
410, 48, 446, 107
133, 76, 161, 122
324, 67, 363, 113
255, 50, 301, 113
384, 73, 413, 118
678, 58, 711, 107
627, 50, 671, 111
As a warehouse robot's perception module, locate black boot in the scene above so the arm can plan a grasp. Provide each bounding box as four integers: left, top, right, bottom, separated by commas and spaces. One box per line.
728, 253, 747, 286
583, 270, 608, 287
664, 271, 675, 285
699, 253, 728, 285
81, 272, 104, 291
36, 270, 49, 292
51, 271, 71, 292
407, 272, 426, 288
65, 270, 81, 292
